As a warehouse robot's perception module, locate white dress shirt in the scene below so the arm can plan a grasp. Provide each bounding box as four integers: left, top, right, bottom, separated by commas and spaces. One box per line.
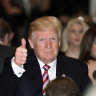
11, 57, 57, 81
37, 58, 56, 81
11, 57, 25, 77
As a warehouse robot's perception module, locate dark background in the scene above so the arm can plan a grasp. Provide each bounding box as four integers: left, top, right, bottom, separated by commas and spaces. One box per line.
49, 0, 89, 16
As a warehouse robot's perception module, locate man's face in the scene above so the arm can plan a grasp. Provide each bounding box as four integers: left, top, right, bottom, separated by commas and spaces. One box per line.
29, 31, 60, 64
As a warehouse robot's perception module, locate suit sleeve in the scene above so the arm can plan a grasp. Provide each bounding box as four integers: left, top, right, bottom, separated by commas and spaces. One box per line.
0, 56, 20, 96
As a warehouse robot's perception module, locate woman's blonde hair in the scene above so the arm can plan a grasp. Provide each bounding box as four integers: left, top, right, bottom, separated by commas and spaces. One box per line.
60, 18, 89, 52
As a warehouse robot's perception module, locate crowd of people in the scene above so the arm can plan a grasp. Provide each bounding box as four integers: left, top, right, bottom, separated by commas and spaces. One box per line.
0, 0, 96, 96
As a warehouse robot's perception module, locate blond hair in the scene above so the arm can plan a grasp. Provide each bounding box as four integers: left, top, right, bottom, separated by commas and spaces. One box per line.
28, 16, 62, 39
60, 18, 89, 52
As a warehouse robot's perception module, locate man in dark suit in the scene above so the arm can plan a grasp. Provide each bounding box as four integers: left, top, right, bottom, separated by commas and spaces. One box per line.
0, 18, 16, 74
0, 16, 90, 96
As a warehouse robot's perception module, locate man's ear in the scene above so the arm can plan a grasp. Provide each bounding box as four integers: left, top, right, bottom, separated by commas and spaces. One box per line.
3, 34, 9, 46
28, 39, 34, 49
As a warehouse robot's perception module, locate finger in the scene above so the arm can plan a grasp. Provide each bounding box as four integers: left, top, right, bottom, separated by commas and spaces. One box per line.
21, 38, 26, 48
15, 59, 26, 65
16, 47, 27, 53
15, 52, 27, 58
16, 57, 27, 62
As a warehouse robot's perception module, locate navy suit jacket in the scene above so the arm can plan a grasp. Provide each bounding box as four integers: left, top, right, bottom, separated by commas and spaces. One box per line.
0, 49, 90, 96
0, 44, 16, 74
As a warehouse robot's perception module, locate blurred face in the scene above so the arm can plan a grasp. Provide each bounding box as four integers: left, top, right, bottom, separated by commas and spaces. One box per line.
91, 39, 96, 59
28, 31, 60, 64
68, 23, 84, 46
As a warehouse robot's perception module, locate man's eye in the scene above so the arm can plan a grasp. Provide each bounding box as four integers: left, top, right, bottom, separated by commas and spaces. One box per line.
39, 39, 45, 42
51, 37, 57, 40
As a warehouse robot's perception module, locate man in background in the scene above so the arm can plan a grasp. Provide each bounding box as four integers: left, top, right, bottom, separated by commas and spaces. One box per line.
0, 18, 16, 74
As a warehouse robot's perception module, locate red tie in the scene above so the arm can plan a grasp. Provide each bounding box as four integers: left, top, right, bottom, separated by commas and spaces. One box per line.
42, 65, 50, 95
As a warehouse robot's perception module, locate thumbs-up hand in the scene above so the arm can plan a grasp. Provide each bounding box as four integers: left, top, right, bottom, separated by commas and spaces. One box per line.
21, 38, 26, 48
14, 38, 28, 66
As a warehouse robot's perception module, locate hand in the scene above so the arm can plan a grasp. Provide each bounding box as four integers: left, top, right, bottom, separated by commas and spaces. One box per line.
14, 38, 28, 66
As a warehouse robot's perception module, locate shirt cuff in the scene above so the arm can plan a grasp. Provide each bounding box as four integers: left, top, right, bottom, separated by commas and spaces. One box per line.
11, 57, 25, 77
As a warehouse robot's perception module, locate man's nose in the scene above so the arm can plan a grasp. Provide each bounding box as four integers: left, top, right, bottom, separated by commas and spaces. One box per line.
46, 40, 52, 48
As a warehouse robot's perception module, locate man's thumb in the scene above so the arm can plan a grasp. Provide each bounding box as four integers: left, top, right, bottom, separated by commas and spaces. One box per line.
21, 38, 26, 48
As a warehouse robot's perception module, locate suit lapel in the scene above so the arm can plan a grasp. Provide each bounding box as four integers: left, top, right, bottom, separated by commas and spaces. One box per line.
56, 54, 68, 78
24, 49, 43, 88
56, 55, 63, 77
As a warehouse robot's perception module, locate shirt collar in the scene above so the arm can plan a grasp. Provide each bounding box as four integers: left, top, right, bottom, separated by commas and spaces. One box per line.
37, 58, 57, 71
